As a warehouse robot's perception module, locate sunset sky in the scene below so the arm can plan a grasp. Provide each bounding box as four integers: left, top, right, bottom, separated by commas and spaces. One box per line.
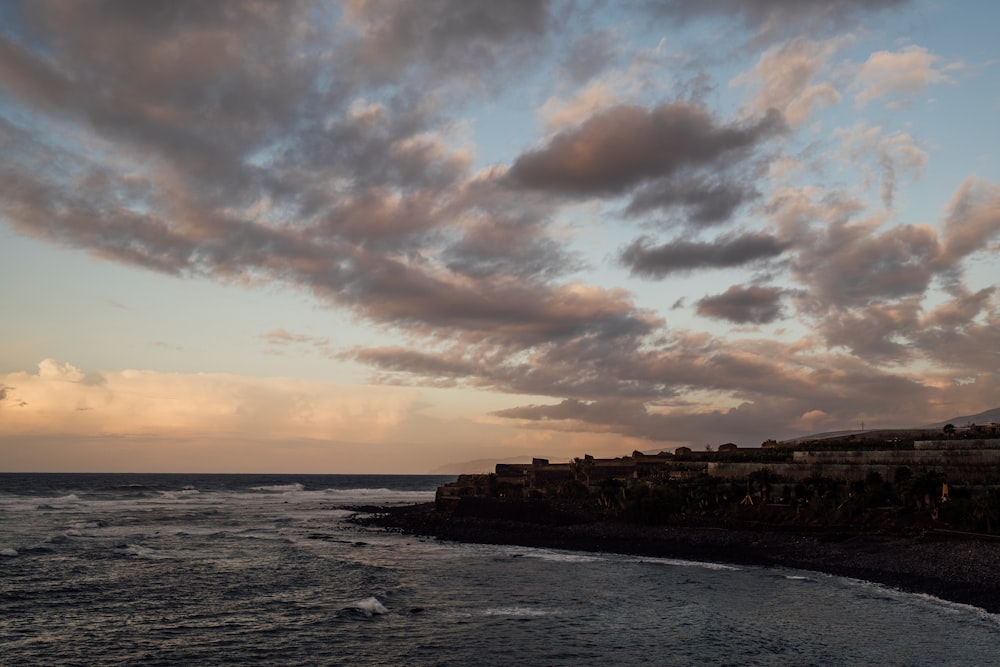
1, 1, 998, 473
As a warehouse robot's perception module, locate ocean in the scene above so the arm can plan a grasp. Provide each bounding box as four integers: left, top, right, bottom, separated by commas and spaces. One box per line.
1, 473, 997, 666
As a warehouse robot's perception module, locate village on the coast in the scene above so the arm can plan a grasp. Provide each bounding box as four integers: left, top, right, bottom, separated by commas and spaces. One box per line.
435, 421, 1000, 533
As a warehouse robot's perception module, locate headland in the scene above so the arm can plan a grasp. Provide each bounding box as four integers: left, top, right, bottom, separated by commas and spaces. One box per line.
359, 425, 1000, 613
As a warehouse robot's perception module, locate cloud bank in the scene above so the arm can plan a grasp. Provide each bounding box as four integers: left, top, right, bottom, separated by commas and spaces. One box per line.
1, 0, 997, 465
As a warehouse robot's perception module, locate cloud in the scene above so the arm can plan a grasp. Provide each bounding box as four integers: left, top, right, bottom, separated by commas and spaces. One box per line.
625, 175, 759, 226
643, 0, 910, 45
801, 220, 940, 307
732, 37, 844, 126
490, 353, 941, 445
779, 178, 999, 313
763, 183, 945, 311
0, 3, 621, 352
351, 347, 479, 385
260, 329, 333, 357
938, 177, 1000, 265
921, 286, 995, 330
836, 122, 927, 209
854, 45, 959, 108
819, 299, 921, 363
340, 0, 552, 88
507, 103, 784, 198
759, 178, 1000, 374
914, 304, 1000, 372
816, 287, 999, 371
1, 1, 998, 460
0, 359, 419, 442
696, 285, 786, 324
620, 232, 789, 278
539, 82, 617, 131
541, 37, 685, 132
262, 329, 316, 346
559, 29, 621, 84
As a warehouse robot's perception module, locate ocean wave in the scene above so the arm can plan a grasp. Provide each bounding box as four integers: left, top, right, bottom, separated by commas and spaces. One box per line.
323, 489, 437, 503
123, 544, 216, 560
350, 596, 389, 617
481, 606, 555, 617
521, 549, 609, 563
325, 487, 395, 496
635, 557, 741, 571
251, 483, 306, 493
843, 575, 1000, 624
159, 489, 201, 500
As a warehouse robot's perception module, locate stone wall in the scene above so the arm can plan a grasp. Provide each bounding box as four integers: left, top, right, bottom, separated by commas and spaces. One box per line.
792, 449, 1000, 465
707, 461, 1000, 484
914, 439, 1000, 450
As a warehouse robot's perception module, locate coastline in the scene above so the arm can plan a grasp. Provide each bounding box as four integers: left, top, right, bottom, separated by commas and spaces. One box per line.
357, 502, 1000, 615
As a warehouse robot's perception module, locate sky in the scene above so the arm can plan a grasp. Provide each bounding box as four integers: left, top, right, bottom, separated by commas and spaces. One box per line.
1, 0, 998, 473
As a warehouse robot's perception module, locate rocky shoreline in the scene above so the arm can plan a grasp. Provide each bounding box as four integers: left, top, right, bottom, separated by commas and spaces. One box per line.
355, 502, 1000, 614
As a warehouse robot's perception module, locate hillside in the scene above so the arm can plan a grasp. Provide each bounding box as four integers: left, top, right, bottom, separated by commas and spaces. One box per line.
433, 407, 1000, 473
923, 406, 1000, 429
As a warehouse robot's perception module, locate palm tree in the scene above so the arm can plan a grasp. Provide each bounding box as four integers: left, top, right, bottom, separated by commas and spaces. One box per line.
570, 455, 595, 485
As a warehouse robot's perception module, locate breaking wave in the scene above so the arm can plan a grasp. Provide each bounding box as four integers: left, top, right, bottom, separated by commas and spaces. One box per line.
251, 483, 306, 493
351, 596, 389, 617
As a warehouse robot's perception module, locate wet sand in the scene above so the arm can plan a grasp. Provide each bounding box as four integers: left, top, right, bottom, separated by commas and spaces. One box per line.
358, 502, 1000, 614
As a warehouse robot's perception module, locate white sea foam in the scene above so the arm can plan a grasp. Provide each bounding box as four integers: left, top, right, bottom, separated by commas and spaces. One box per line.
252, 483, 305, 493
0, 498, 41, 512
123, 544, 215, 560
842, 575, 1000, 625
352, 596, 389, 616
634, 557, 741, 571
481, 606, 554, 617
159, 489, 201, 500
522, 549, 608, 563
326, 487, 394, 496
908, 593, 1000, 626
323, 488, 436, 503
0, 548, 17, 557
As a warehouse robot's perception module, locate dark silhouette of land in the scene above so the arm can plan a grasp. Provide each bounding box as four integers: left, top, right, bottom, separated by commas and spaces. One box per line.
359, 423, 1000, 612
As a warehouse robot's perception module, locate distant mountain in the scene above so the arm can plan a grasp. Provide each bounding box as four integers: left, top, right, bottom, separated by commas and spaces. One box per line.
781, 407, 1000, 444
924, 407, 1000, 429
430, 456, 538, 475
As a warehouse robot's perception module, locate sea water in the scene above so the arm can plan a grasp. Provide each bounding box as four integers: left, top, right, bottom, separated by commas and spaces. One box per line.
1, 473, 998, 666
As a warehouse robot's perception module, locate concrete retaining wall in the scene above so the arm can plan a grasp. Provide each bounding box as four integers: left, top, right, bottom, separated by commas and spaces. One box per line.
792, 449, 1000, 465
707, 461, 1000, 484
914, 439, 1000, 450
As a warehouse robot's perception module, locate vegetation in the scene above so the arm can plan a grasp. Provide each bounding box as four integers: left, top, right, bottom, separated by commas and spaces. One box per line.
506, 466, 1000, 535
444, 426, 1000, 535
